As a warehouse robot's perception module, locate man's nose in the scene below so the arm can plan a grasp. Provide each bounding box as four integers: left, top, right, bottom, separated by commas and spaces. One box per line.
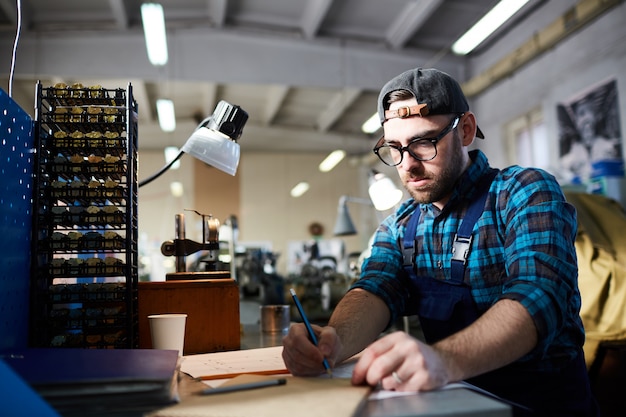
399, 150, 423, 170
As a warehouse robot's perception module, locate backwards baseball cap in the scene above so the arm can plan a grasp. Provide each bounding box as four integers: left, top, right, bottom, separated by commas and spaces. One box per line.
377, 67, 484, 139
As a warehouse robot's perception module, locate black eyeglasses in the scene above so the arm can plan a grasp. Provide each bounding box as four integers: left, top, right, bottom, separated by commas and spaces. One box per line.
373, 115, 462, 166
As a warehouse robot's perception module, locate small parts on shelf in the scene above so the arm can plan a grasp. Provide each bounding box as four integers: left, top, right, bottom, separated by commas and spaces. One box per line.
48, 231, 125, 251
48, 282, 126, 303
30, 81, 138, 349
48, 205, 124, 227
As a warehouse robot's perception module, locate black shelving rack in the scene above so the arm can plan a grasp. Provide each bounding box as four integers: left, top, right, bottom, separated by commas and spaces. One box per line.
29, 82, 139, 349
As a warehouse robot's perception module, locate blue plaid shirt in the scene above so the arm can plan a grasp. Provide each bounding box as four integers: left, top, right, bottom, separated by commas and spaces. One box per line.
354, 150, 584, 368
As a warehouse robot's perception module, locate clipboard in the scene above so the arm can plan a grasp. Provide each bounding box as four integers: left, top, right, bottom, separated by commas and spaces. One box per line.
146, 374, 371, 417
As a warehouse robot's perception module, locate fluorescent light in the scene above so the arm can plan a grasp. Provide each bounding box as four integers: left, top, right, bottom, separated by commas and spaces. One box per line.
290, 182, 310, 198
164, 146, 180, 170
141, 3, 168, 66
319, 150, 346, 172
362, 112, 381, 134
170, 181, 184, 197
157, 98, 176, 132
451, 0, 530, 55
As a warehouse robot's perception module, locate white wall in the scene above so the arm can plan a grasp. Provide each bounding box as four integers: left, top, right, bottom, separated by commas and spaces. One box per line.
137, 149, 197, 280
470, 2, 626, 171
237, 152, 380, 275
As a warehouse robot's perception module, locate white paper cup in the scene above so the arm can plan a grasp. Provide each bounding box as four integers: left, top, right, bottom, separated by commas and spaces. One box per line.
148, 313, 187, 355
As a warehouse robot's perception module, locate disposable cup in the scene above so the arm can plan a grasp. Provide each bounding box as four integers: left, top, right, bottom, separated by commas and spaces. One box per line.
148, 313, 187, 355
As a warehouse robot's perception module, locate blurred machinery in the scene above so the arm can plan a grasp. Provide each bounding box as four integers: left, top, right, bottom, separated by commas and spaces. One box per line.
287, 255, 352, 324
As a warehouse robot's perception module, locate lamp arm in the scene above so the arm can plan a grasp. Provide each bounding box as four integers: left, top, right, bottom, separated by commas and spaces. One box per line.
138, 149, 184, 188
339, 195, 373, 207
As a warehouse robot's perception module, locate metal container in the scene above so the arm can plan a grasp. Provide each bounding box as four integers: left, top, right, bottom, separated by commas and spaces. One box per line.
260, 305, 290, 333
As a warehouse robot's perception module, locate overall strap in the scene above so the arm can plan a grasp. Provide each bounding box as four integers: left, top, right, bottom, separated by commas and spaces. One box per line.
402, 206, 421, 273
450, 169, 498, 282
402, 169, 498, 281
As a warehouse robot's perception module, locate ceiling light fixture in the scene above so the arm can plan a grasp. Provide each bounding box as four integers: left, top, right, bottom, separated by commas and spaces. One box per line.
156, 98, 176, 132
170, 181, 184, 197
319, 150, 346, 172
141, 3, 168, 66
451, 0, 530, 55
290, 182, 310, 198
361, 113, 381, 134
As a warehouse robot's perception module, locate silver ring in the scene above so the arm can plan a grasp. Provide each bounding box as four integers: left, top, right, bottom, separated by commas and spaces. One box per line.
391, 371, 403, 384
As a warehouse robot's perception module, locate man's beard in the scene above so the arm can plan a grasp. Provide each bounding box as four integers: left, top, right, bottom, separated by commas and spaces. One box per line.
402, 132, 466, 205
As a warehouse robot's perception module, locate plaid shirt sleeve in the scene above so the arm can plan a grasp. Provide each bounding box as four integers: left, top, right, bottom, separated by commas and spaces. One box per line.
493, 166, 583, 359
352, 200, 417, 324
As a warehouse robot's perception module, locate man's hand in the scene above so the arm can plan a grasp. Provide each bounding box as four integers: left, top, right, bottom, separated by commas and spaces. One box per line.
282, 323, 342, 376
351, 331, 450, 391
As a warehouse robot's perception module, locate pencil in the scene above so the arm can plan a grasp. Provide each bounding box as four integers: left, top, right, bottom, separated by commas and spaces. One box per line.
200, 378, 287, 395
289, 288, 333, 377
198, 369, 289, 381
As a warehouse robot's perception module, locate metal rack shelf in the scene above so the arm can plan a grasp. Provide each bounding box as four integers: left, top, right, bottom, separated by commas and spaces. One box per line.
29, 82, 139, 349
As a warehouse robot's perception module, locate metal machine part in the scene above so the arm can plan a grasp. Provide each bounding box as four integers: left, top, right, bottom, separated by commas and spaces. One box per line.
161, 210, 227, 279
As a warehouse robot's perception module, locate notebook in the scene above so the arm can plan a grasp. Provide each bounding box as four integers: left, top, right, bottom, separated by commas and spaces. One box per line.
1, 348, 180, 415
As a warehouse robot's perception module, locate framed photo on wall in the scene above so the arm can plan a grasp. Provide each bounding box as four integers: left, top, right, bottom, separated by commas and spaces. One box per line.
557, 78, 623, 184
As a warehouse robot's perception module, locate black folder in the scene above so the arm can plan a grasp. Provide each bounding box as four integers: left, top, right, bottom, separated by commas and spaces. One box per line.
1, 348, 180, 416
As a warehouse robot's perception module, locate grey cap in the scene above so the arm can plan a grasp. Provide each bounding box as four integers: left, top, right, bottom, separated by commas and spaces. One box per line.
377, 67, 484, 139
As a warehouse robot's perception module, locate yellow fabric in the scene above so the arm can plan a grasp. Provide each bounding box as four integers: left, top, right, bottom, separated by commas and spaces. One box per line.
564, 192, 626, 368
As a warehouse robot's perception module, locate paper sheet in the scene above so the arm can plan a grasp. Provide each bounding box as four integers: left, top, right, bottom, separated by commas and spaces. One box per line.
146, 374, 371, 417
181, 346, 288, 380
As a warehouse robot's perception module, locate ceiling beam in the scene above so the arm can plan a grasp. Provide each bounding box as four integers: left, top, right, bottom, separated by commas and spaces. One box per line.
301, 0, 334, 39
262, 85, 290, 125
129, 79, 153, 122
0, 29, 463, 90
385, 0, 443, 49
0, 0, 16, 24
200, 83, 218, 119
108, 0, 129, 30
317, 88, 361, 132
207, 0, 228, 28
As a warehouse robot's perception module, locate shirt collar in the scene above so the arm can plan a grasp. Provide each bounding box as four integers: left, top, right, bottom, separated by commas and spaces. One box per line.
434, 149, 491, 216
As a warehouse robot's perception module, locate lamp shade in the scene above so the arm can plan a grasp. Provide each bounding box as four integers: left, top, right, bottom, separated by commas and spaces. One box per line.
333, 200, 357, 236
180, 127, 240, 176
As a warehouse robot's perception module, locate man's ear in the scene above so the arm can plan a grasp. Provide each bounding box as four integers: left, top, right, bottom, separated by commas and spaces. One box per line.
460, 112, 478, 146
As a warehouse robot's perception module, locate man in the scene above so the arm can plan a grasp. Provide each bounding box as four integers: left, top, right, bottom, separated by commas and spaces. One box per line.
282, 68, 598, 416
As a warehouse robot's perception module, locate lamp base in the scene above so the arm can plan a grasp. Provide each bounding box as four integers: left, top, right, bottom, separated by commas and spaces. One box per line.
166, 271, 230, 281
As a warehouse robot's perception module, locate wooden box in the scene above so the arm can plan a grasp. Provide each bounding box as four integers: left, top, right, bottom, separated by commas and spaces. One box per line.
138, 278, 240, 354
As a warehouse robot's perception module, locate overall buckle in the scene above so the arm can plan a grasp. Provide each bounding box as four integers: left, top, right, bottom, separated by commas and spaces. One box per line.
452, 234, 472, 265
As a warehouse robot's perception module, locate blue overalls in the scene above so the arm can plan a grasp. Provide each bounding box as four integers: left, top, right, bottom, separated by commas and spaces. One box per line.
401, 170, 599, 417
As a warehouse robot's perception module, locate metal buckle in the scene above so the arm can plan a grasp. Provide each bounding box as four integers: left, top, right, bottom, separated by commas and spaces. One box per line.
451, 234, 472, 265
397, 106, 411, 118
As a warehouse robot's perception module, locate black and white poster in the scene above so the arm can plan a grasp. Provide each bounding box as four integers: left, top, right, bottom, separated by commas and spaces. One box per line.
557, 79, 623, 184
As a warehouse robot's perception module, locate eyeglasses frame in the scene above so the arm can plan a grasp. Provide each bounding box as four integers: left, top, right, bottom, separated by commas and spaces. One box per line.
373, 114, 463, 166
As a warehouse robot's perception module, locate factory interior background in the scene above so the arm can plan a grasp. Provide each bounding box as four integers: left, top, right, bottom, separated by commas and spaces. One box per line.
1, 1, 626, 414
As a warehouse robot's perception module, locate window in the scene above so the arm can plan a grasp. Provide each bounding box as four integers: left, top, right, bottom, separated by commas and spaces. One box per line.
505, 108, 549, 170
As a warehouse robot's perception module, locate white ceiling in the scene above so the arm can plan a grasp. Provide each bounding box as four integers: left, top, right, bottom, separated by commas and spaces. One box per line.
0, 0, 569, 156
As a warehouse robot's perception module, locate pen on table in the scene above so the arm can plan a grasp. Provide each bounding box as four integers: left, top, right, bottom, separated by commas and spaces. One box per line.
289, 288, 333, 377
200, 378, 287, 396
